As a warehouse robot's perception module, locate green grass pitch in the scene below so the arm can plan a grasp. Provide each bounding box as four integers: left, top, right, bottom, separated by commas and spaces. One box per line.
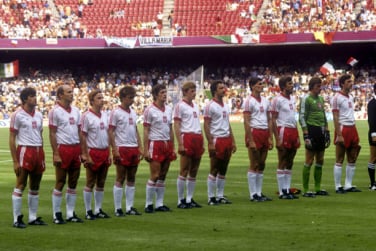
0, 121, 374, 251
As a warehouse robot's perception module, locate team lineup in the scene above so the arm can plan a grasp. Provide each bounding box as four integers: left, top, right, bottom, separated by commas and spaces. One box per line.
9, 74, 376, 228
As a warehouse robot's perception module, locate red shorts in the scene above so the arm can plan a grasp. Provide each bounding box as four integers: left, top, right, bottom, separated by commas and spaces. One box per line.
212, 136, 233, 160
148, 140, 176, 163
181, 133, 204, 158
58, 144, 81, 169
88, 148, 111, 172
118, 146, 141, 166
336, 125, 359, 148
17, 146, 45, 174
245, 128, 270, 150
277, 127, 300, 149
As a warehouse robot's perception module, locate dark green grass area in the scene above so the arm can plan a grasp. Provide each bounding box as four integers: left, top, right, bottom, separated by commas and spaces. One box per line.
0, 121, 374, 251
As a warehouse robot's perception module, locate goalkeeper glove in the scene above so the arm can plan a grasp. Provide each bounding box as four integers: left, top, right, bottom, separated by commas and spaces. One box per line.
304, 134, 312, 150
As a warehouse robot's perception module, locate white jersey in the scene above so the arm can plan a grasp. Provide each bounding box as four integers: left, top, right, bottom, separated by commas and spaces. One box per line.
80, 109, 109, 149
109, 105, 139, 147
173, 100, 202, 134
243, 94, 270, 129
10, 107, 43, 146
203, 99, 230, 137
270, 93, 297, 128
48, 103, 80, 145
143, 103, 172, 141
331, 92, 355, 126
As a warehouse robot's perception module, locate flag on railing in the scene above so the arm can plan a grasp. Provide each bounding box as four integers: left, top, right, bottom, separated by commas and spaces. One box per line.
0, 60, 19, 78
347, 57, 358, 67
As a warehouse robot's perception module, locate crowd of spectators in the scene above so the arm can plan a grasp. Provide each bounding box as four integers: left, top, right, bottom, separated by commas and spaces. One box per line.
1, 0, 376, 39
0, 0, 90, 39
259, 0, 376, 34
0, 63, 375, 122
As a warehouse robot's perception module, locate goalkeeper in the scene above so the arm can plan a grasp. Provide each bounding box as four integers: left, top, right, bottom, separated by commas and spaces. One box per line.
299, 77, 330, 197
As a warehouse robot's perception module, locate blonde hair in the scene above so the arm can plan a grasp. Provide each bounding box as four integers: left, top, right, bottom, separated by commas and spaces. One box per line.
181, 81, 196, 94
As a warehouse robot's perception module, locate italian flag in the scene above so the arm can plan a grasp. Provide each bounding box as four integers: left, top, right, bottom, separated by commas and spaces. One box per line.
0, 60, 19, 78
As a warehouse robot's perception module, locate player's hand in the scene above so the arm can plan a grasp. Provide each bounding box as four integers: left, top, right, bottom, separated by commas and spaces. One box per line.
232, 144, 237, 154
268, 137, 274, 150
13, 162, 21, 177
178, 144, 186, 156
171, 151, 177, 161
335, 135, 344, 146
208, 143, 216, 158
248, 141, 256, 151
138, 148, 144, 161
53, 152, 62, 168
276, 139, 283, 150
144, 150, 151, 162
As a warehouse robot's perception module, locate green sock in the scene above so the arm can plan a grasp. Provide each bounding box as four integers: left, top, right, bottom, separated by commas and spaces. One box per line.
302, 164, 311, 193
314, 164, 323, 192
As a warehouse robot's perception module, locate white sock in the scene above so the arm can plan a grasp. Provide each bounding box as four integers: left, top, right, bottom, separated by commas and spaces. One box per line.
145, 180, 156, 207
125, 184, 135, 211
334, 164, 342, 189
284, 169, 292, 191
66, 188, 77, 219
247, 171, 257, 198
207, 174, 216, 199
155, 180, 165, 208
216, 175, 226, 199
177, 176, 186, 203
345, 164, 356, 189
28, 190, 39, 222
186, 177, 196, 203
83, 187, 92, 212
94, 189, 104, 214
256, 172, 264, 196
52, 189, 63, 217
113, 184, 123, 211
277, 169, 285, 195
12, 188, 23, 223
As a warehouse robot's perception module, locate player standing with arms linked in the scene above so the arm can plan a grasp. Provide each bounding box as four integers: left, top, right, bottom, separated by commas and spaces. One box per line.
299, 77, 330, 197
109, 86, 143, 216
243, 77, 273, 202
10, 87, 47, 228
331, 74, 361, 193
271, 76, 301, 199
204, 80, 236, 205
367, 84, 376, 190
81, 89, 111, 220
49, 84, 83, 224
174, 81, 205, 209
143, 84, 176, 213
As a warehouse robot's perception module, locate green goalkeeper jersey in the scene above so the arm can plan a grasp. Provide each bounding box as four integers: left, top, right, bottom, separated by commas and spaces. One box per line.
299, 94, 327, 130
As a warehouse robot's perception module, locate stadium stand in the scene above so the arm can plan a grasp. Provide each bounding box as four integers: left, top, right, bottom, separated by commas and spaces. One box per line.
0, 0, 375, 39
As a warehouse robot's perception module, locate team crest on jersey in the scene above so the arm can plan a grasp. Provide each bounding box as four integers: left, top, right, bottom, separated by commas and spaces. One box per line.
129, 117, 134, 125
32, 120, 37, 129
193, 111, 197, 118
222, 111, 227, 118
260, 106, 264, 113
163, 116, 167, 123
100, 122, 104, 130
69, 117, 75, 125
348, 101, 352, 108
289, 103, 293, 110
